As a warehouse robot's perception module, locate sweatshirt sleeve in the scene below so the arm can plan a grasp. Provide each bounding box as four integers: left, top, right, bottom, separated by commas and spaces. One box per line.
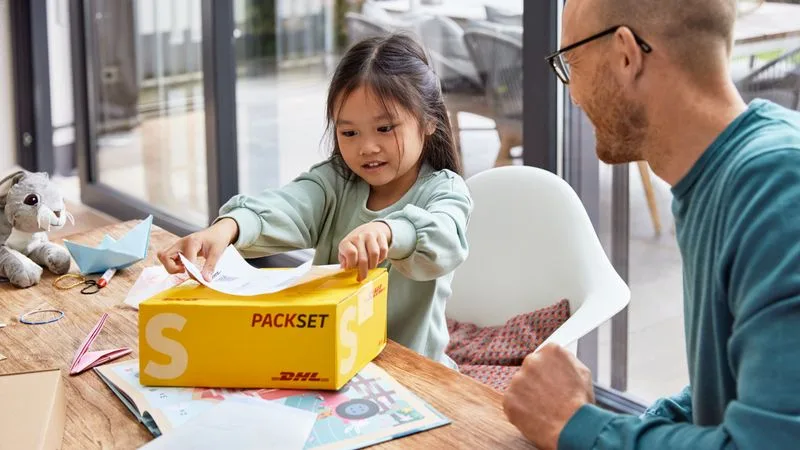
376, 173, 472, 281
559, 149, 800, 450
215, 164, 334, 258
640, 385, 693, 424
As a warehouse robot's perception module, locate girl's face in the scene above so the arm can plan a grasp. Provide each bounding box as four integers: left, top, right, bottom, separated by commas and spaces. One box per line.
335, 85, 431, 195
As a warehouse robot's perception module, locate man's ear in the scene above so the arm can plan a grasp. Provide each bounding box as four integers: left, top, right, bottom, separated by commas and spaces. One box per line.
614, 27, 646, 82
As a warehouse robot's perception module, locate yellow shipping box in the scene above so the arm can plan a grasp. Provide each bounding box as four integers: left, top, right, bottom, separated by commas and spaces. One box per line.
138, 268, 388, 390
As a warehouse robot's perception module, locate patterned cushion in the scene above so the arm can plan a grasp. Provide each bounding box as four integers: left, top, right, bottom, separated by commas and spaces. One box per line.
458, 365, 520, 392
445, 298, 571, 391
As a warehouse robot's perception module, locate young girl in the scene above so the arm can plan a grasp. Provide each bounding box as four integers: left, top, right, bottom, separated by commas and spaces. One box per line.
158, 33, 473, 369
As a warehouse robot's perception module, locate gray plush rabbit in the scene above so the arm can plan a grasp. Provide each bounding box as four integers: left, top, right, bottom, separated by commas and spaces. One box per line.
0, 170, 74, 288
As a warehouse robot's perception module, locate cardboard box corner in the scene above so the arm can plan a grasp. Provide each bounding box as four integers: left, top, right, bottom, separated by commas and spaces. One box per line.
0, 367, 66, 450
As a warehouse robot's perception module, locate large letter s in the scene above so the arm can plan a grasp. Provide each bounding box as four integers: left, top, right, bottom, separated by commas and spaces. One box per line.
144, 313, 188, 380
339, 306, 358, 375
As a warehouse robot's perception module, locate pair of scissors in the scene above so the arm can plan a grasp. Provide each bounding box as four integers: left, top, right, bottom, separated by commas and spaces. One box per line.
54, 274, 101, 295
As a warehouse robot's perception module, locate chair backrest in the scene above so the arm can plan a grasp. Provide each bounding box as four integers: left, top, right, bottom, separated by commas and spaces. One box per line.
416, 15, 481, 91
484, 5, 522, 27
449, 166, 630, 348
344, 12, 392, 46
418, 15, 470, 61
361, 0, 398, 24
465, 19, 523, 42
462, 29, 523, 119
736, 47, 800, 110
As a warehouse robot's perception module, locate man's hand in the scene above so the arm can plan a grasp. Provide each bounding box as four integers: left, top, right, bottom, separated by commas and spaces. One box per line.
338, 222, 392, 282
503, 344, 595, 450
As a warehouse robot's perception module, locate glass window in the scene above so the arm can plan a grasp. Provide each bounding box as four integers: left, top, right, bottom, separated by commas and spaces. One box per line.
235, 0, 336, 196
594, 160, 686, 402
234, 0, 524, 197
90, 0, 208, 227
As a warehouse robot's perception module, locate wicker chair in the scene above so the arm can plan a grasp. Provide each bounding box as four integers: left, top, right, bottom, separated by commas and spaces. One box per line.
736, 47, 800, 111
463, 28, 523, 166
417, 15, 483, 94
344, 12, 392, 47
484, 5, 522, 27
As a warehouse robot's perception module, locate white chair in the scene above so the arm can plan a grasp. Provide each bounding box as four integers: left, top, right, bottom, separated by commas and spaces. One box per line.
448, 166, 630, 355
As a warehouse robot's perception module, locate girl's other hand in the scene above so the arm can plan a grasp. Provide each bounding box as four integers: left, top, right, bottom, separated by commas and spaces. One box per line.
338, 222, 392, 282
157, 218, 239, 281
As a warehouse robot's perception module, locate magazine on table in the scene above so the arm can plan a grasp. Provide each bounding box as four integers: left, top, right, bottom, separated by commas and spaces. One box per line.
95, 359, 450, 449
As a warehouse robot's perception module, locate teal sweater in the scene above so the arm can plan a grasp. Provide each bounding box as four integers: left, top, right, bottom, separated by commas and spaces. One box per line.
217, 161, 472, 368
561, 99, 800, 448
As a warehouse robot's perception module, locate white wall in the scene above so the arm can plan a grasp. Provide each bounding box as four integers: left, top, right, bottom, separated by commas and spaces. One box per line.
0, 0, 17, 173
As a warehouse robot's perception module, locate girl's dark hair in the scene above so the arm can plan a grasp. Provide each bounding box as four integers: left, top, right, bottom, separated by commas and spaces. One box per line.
325, 33, 462, 177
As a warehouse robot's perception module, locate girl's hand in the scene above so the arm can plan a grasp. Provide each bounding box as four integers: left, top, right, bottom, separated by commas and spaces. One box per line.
157, 218, 239, 281
338, 222, 392, 282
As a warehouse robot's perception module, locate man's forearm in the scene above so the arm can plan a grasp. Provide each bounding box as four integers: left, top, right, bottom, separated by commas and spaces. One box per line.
641, 385, 693, 423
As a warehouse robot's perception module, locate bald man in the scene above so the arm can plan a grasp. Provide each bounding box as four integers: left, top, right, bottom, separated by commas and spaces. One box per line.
503, 0, 800, 449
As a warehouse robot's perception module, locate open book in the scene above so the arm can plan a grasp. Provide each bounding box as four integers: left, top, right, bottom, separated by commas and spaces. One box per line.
95, 360, 450, 449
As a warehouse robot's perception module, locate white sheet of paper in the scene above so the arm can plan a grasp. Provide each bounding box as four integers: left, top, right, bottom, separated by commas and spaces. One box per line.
179, 245, 345, 296
124, 266, 190, 309
138, 400, 317, 450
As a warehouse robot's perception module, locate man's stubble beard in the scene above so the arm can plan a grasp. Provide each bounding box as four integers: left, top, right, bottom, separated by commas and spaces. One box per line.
585, 62, 649, 165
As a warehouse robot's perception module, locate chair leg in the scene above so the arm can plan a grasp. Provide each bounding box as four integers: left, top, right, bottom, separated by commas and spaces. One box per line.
637, 161, 662, 235
494, 127, 521, 167
451, 110, 462, 157
494, 135, 514, 167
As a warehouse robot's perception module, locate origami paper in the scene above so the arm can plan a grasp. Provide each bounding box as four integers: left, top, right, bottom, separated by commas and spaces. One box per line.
64, 215, 153, 275
69, 313, 131, 375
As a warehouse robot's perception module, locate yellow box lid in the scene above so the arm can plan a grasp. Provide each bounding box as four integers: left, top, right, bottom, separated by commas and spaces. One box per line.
140, 268, 387, 307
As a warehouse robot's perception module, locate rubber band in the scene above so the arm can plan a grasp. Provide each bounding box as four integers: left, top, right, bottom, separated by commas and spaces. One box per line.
54, 274, 87, 290
19, 309, 65, 325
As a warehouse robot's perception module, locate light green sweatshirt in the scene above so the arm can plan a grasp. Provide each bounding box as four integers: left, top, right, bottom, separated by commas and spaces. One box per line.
217, 159, 473, 367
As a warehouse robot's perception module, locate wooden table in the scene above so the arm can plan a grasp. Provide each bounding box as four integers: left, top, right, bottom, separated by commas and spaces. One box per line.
0, 222, 532, 449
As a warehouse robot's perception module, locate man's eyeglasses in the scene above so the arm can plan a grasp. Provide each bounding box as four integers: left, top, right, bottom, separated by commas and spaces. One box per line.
545, 25, 653, 85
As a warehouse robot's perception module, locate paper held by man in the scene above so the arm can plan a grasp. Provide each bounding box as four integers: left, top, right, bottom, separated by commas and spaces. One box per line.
124, 245, 344, 308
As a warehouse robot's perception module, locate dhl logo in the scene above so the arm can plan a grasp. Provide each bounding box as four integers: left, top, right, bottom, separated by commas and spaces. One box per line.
373, 284, 385, 297
271, 371, 330, 382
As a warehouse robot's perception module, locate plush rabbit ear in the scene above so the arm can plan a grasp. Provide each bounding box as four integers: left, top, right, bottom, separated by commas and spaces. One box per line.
0, 171, 26, 208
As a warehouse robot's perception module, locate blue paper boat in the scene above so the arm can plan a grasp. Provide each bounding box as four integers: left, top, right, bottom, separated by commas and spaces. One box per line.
64, 215, 153, 275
